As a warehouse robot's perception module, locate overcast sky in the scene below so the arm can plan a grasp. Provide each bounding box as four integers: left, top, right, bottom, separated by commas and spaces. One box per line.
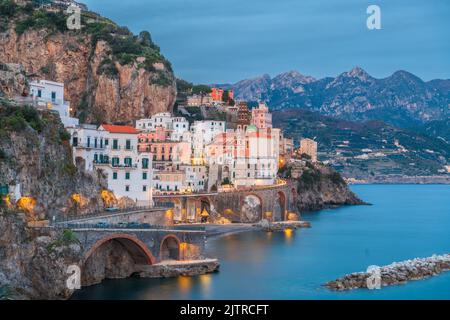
83, 0, 450, 84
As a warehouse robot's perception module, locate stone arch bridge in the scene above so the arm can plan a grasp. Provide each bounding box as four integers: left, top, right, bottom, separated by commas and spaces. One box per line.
153, 180, 298, 223
67, 224, 206, 285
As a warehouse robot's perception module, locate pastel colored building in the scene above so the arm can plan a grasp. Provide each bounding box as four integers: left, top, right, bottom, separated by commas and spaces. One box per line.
300, 138, 318, 162
207, 125, 280, 188
153, 169, 186, 194
251, 102, 272, 129
210, 87, 234, 102
135, 113, 189, 141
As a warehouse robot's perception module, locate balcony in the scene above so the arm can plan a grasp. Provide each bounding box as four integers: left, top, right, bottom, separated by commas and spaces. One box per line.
93, 160, 138, 169
74, 143, 106, 150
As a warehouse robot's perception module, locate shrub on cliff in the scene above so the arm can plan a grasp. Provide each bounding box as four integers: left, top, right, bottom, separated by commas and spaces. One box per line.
0, 0, 16, 17
47, 229, 80, 253
0, 104, 44, 133
15, 10, 66, 35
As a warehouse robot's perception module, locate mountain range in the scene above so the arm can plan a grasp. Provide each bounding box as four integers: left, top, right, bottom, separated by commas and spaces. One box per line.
216, 68, 450, 130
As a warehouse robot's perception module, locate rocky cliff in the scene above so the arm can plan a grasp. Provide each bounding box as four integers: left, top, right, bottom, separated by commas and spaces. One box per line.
0, 99, 105, 219
281, 161, 364, 212
0, 0, 176, 124
0, 214, 82, 300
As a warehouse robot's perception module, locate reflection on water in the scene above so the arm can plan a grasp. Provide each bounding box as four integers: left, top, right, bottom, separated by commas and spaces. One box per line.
72, 185, 450, 300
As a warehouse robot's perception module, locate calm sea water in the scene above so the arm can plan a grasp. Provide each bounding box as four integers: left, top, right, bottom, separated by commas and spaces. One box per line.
72, 185, 450, 300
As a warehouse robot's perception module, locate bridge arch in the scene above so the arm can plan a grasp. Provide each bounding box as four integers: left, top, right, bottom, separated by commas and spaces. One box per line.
84, 233, 156, 265
160, 234, 181, 261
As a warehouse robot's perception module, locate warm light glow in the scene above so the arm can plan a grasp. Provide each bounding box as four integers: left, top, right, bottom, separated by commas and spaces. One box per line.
224, 208, 233, 215
16, 197, 36, 215
278, 157, 286, 169
71, 193, 88, 208
199, 274, 212, 294
179, 242, 189, 260
2, 195, 12, 209
165, 209, 174, 218
201, 208, 209, 217
284, 228, 293, 238
287, 212, 298, 221
178, 276, 192, 294
101, 190, 116, 207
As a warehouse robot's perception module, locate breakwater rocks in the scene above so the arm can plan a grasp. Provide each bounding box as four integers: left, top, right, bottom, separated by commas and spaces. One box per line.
325, 254, 450, 291
138, 259, 220, 278
255, 220, 311, 232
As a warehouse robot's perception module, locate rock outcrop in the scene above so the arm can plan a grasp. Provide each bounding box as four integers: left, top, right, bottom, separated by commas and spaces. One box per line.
325, 254, 450, 291
283, 161, 365, 212
0, 1, 176, 124
138, 260, 220, 278
0, 214, 82, 300
0, 63, 27, 97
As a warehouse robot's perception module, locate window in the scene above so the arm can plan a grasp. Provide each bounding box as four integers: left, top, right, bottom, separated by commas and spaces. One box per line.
94, 154, 98, 162
51, 91, 56, 101
87, 137, 91, 148
125, 139, 131, 150
113, 172, 118, 180
105, 139, 109, 146
112, 139, 118, 150
142, 158, 149, 169
37, 90, 42, 98
124, 157, 132, 167
142, 172, 147, 180
143, 186, 147, 192
125, 185, 130, 192
112, 157, 119, 167
125, 172, 130, 180
94, 138, 98, 148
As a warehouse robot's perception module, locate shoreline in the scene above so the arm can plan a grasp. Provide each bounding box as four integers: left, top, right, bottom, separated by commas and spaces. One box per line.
205, 224, 259, 239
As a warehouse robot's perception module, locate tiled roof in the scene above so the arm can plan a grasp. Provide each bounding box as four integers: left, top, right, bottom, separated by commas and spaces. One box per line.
101, 124, 139, 134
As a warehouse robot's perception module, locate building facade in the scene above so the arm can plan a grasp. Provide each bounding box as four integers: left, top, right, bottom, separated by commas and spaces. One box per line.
300, 138, 318, 162
29, 79, 79, 127
251, 102, 272, 129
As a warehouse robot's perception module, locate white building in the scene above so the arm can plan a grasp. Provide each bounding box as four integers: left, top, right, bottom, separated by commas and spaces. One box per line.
67, 124, 108, 171
190, 120, 226, 164
93, 124, 153, 206
29, 80, 79, 128
180, 165, 208, 192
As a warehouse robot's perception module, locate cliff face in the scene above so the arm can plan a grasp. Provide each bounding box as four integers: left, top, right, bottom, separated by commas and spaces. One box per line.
0, 214, 82, 300
0, 101, 105, 219
283, 162, 364, 212
0, 2, 176, 124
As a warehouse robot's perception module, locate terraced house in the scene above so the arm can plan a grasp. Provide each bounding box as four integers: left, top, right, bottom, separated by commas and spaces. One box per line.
95, 125, 153, 206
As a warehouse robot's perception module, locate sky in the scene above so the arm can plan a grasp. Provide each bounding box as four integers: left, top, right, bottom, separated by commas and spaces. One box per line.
82, 0, 450, 84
